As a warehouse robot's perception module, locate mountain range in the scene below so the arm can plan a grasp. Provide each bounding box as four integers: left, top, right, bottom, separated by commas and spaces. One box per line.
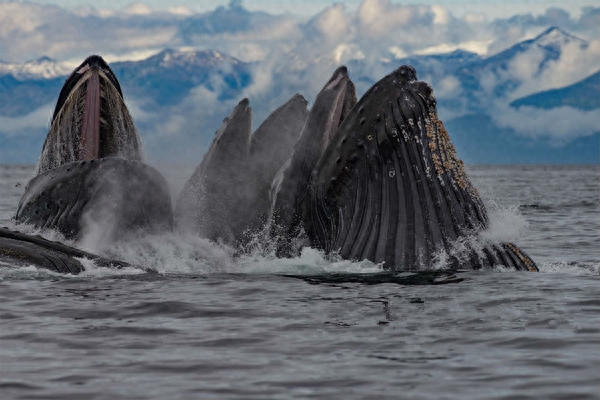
0, 27, 598, 165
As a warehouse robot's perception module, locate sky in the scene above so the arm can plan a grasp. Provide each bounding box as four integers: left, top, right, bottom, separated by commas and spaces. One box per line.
0, 0, 598, 164
6, 0, 600, 18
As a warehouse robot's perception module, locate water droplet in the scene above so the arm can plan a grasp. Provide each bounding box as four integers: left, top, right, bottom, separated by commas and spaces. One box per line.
367, 134, 373, 141
389, 169, 396, 178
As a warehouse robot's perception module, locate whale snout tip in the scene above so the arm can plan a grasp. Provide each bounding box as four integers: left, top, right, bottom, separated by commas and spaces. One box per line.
393, 65, 418, 84
77, 55, 109, 74
415, 81, 434, 98
324, 66, 351, 91
333, 65, 348, 77
290, 93, 309, 106
84, 55, 109, 68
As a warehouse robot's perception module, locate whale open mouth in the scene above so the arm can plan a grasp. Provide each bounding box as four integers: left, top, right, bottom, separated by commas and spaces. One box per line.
36, 55, 142, 175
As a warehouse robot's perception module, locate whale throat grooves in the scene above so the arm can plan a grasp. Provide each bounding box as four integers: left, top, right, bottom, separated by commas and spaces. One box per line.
305, 65, 536, 271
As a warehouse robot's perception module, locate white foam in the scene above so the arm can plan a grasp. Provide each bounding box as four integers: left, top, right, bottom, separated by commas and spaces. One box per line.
4, 220, 73, 245
4, 212, 595, 278
103, 232, 384, 276
537, 261, 599, 276
237, 247, 384, 275
104, 232, 236, 274
480, 202, 529, 242
75, 257, 147, 277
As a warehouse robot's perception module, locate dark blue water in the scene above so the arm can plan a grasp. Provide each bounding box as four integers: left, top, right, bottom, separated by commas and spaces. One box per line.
1, 165, 599, 399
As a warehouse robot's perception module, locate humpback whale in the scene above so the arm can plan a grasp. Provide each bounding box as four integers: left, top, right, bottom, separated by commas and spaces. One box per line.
0, 227, 135, 274
269, 66, 357, 256
181, 65, 537, 271
303, 66, 537, 271
3, 55, 172, 273
175, 94, 309, 247
15, 55, 172, 241
2, 55, 537, 273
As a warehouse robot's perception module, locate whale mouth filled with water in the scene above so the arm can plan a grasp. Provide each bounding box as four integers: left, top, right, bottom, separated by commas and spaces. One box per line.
14, 55, 172, 245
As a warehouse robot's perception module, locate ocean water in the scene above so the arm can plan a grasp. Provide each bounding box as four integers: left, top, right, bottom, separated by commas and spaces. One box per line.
0, 164, 598, 400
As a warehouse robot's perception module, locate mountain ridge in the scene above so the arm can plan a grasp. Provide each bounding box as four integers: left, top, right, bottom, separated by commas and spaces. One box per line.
0, 27, 598, 164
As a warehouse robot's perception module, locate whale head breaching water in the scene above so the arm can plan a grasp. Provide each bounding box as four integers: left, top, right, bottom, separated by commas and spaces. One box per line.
302, 65, 537, 271
37, 55, 142, 174
175, 94, 309, 247
268, 66, 357, 256
177, 64, 536, 271
14, 55, 172, 245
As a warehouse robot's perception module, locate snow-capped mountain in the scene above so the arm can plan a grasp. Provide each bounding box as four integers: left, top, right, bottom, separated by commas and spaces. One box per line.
0, 27, 598, 164
390, 27, 595, 115
0, 56, 71, 80
111, 49, 252, 107
511, 69, 600, 110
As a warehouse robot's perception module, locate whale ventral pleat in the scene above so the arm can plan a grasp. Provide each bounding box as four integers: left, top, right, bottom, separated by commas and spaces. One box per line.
305, 64, 537, 271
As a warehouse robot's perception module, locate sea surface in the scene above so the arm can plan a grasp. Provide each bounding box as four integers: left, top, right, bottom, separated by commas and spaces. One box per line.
0, 164, 598, 400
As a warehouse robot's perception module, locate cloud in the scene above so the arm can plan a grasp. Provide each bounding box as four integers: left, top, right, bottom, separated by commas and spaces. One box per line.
332, 43, 365, 64
435, 75, 463, 99
307, 3, 351, 43
0, 104, 52, 137
505, 38, 600, 101
0, 3, 50, 35
492, 103, 600, 142
0, 1, 599, 160
124, 3, 154, 16
168, 6, 194, 16
415, 40, 493, 56
358, 0, 434, 38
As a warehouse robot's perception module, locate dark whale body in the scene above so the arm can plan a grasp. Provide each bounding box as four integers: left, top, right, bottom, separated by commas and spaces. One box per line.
2, 55, 172, 274
175, 94, 309, 247
16, 157, 172, 240
269, 66, 357, 256
2, 54, 537, 273
304, 66, 536, 271
0, 227, 136, 274
181, 65, 537, 271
